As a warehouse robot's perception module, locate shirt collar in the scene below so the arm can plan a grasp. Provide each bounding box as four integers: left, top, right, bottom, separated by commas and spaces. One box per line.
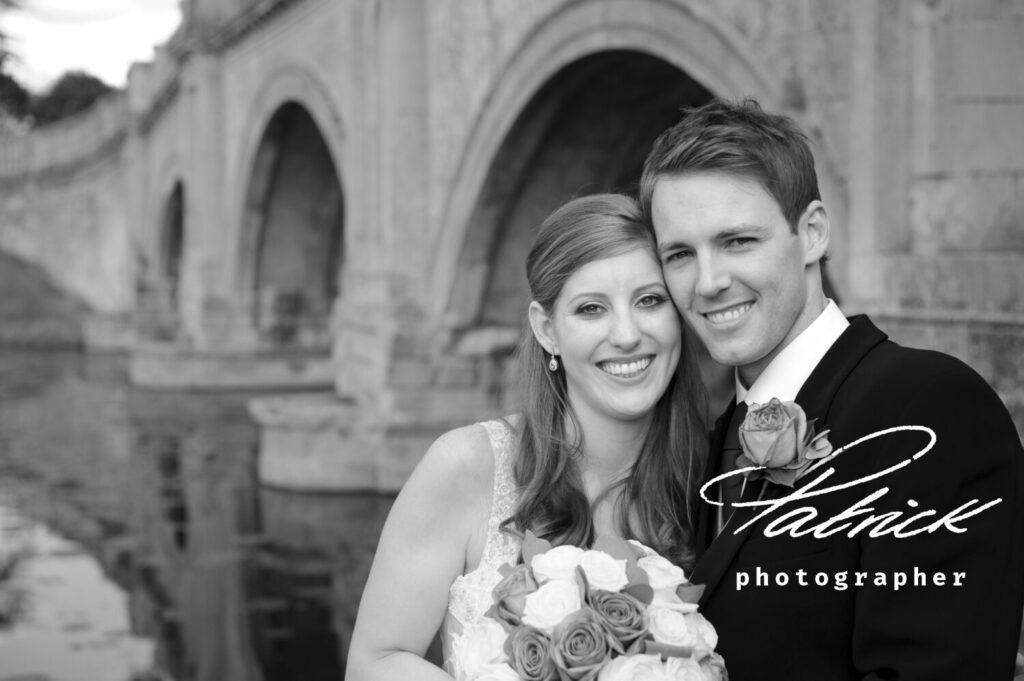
735, 299, 849, 406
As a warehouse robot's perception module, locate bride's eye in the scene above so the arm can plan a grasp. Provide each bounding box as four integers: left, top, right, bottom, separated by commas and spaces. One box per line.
636, 294, 665, 308
576, 303, 604, 316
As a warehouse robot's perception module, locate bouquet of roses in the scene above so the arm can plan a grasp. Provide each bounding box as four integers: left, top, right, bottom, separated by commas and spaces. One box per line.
449, 532, 727, 681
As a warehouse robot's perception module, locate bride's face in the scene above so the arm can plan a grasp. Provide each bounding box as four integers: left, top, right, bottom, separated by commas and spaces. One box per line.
535, 248, 682, 423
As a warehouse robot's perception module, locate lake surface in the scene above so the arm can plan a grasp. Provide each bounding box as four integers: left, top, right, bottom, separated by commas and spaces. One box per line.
0, 351, 394, 681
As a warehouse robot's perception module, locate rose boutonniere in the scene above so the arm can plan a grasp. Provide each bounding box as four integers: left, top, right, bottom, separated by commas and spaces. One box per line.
735, 398, 833, 488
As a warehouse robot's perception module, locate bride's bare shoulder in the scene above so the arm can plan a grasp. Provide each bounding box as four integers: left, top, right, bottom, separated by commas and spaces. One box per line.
410, 418, 514, 496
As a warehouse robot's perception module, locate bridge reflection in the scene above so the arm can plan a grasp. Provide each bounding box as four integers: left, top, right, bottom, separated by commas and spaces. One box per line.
0, 351, 391, 681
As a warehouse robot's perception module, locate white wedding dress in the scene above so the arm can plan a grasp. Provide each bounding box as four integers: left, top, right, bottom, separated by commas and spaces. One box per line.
442, 418, 522, 677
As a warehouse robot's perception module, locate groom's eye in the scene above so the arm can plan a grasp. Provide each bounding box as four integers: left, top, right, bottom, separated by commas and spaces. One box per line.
726, 237, 756, 248
663, 250, 693, 264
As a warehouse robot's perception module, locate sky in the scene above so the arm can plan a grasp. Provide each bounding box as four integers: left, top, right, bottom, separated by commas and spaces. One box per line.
1, 0, 182, 92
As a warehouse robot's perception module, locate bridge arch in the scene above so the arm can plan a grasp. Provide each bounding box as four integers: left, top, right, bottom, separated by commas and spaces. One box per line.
432, 0, 783, 345
431, 0, 780, 334
160, 182, 185, 303
233, 66, 347, 348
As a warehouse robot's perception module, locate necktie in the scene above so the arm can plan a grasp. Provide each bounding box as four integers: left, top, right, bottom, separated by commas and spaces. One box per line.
716, 401, 748, 534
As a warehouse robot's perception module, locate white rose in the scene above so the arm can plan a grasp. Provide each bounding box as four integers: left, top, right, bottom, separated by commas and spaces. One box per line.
579, 550, 629, 592
627, 539, 656, 558
596, 653, 666, 681
638, 554, 688, 590
531, 545, 585, 582
699, 652, 727, 681
473, 662, 521, 681
648, 606, 695, 647
663, 656, 705, 681
521, 578, 582, 632
683, 612, 718, 658
450, 619, 509, 679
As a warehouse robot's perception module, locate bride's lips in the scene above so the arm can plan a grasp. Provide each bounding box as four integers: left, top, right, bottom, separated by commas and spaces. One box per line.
702, 301, 754, 326
597, 355, 654, 378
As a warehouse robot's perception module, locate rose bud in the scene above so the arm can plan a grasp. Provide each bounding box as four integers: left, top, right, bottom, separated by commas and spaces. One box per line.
507, 626, 558, 681
587, 590, 648, 649
489, 563, 540, 626
739, 398, 807, 468
550, 609, 614, 681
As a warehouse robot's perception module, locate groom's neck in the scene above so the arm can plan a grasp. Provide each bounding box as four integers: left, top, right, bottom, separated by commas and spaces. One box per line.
737, 292, 828, 389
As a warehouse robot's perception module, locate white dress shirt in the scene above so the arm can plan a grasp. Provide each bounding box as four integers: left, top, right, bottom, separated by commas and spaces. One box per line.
736, 300, 849, 407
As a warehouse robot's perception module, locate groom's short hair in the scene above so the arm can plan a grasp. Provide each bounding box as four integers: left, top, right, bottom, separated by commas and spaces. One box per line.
640, 98, 821, 233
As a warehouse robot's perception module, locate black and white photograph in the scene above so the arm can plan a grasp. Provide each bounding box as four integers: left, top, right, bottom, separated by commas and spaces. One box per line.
1, 1, 1023, 680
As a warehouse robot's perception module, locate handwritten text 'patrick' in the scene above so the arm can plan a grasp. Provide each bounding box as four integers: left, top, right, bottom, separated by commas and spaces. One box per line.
701, 426, 1002, 538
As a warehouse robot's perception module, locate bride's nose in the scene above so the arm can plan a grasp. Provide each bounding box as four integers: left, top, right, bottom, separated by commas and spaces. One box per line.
608, 310, 642, 350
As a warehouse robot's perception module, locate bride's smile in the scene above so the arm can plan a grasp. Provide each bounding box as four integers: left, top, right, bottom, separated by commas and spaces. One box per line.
597, 354, 653, 378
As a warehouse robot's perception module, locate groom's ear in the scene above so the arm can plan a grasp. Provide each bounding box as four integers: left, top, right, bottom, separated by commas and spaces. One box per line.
528, 301, 558, 355
800, 200, 830, 265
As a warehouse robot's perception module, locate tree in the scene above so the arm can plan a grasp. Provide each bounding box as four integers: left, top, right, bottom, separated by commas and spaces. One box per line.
0, 69, 28, 118
0, 0, 18, 70
0, 0, 28, 126
30, 70, 113, 126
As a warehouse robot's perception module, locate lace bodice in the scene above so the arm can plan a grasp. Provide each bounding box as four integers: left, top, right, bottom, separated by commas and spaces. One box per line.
443, 418, 521, 675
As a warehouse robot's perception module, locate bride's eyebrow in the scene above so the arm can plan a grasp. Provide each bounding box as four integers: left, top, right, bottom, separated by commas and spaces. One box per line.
633, 282, 668, 294
564, 292, 609, 306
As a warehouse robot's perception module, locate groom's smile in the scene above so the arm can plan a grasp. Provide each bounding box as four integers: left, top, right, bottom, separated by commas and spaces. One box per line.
702, 301, 754, 325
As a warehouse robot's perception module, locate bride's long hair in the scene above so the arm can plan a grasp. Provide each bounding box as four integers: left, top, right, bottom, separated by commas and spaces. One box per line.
505, 193, 709, 570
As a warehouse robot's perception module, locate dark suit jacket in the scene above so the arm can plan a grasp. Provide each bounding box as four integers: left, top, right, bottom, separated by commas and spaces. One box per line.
691, 315, 1024, 680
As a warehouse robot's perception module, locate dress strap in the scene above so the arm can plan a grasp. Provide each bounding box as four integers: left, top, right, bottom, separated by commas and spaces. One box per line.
443, 418, 522, 634
478, 419, 517, 528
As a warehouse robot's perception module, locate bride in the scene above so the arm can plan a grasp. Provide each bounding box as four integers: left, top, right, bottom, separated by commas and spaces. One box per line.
345, 193, 710, 679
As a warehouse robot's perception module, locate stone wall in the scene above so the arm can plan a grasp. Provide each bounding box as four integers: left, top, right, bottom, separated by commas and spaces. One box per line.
860, 1, 1024, 427
0, 96, 134, 318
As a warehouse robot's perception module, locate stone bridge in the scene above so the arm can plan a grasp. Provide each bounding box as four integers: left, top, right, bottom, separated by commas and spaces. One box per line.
1, 0, 1022, 490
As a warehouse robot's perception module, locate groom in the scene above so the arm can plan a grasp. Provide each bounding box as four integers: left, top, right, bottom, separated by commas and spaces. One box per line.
640, 98, 1024, 680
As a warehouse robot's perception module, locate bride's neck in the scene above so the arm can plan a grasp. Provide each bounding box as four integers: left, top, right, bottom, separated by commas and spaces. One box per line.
565, 404, 648, 491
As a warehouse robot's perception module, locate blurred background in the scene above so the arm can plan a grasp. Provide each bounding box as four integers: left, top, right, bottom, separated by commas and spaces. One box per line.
0, 0, 1022, 679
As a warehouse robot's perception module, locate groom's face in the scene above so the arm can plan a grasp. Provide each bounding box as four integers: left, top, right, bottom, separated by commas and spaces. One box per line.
650, 172, 815, 384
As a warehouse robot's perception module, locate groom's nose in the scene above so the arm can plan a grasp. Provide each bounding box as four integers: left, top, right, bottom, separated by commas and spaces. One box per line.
695, 253, 731, 298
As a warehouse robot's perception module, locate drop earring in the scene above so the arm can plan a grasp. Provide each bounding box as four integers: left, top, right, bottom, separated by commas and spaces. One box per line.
548, 354, 559, 372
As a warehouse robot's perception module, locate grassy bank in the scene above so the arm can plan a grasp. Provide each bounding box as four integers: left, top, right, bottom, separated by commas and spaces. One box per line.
0, 251, 85, 350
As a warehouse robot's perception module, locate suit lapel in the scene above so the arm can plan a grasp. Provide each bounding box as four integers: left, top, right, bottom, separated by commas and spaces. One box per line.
793, 315, 887, 434
691, 315, 888, 603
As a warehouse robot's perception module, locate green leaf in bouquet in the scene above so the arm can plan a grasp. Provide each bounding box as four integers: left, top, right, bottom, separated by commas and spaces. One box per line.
644, 639, 695, 660
625, 562, 650, 589
604, 629, 626, 655
676, 582, 705, 604
574, 566, 591, 602
623, 583, 654, 604
521, 530, 553, 566
591, 535, 636, 561
484, 600, 519, 630
625, 637, 647, 655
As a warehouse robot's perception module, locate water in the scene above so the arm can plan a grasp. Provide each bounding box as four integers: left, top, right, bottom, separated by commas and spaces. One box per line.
0, 351, 394, 681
